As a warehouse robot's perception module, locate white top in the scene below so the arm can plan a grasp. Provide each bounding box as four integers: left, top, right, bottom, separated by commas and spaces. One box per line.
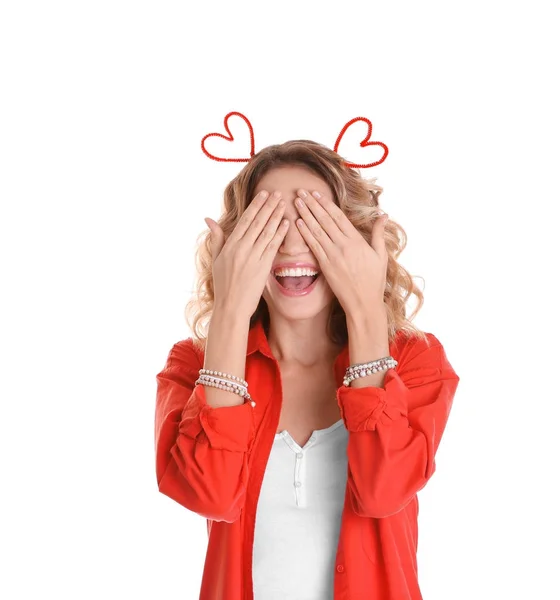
252, 419, 349, 600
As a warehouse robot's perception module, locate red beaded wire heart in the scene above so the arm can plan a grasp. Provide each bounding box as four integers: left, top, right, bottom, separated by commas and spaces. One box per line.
333, 116, 389, 168
201, 112, 388, 169
201, 111, 255, 163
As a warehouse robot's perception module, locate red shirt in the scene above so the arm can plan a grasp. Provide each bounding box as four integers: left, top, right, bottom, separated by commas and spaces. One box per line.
155, 317, 460, 600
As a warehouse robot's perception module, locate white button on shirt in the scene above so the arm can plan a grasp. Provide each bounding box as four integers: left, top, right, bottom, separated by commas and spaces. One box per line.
252, 419, 349, 600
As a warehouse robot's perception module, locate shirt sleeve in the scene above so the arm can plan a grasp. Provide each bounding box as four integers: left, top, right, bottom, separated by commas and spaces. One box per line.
154, 339, 256, 522
337, 333, 460, 519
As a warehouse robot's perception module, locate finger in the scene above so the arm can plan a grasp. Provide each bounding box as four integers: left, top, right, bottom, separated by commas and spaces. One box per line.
205, 217, 224, 261
294, 190, 337, 254
228, 190, 270, 242
295, 189, 343, 245
371, 213, 389, 255
242, 191, 284, 245
295, 217, 328, 264
253, 198, 287, 255
261, 216, 290, 260
297, 189, 356, 239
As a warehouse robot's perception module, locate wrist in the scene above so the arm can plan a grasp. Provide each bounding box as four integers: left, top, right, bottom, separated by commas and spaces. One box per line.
212, 303, 252, 325
346, 301, 387, 329
347, 304, 389, 350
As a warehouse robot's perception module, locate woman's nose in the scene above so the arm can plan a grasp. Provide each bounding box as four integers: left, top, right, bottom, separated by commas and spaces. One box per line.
278, 218, 310, 253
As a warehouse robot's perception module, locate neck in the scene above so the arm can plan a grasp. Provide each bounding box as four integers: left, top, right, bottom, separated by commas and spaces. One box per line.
266, 308, 343, 367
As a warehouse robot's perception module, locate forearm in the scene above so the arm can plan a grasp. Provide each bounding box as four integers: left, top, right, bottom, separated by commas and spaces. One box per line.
346, 304, 391, 389
202, 305, 251, 408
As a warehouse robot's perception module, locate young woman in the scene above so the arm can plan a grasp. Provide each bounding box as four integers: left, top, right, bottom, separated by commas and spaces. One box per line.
155, 140, 460, 600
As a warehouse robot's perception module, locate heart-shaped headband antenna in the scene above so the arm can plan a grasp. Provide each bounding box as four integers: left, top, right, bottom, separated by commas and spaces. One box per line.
201, 111, 388, 168
333, 116, 389, 168
201, 111, 255, 162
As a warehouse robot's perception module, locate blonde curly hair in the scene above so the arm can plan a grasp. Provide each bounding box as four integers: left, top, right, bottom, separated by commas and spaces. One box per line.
185, 140, 428, 352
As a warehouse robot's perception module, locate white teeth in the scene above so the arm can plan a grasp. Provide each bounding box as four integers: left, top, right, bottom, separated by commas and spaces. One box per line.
274, 267, 319, 277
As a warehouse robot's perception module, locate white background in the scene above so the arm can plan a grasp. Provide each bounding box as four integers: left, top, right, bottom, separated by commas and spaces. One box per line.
1, 1, 558, 598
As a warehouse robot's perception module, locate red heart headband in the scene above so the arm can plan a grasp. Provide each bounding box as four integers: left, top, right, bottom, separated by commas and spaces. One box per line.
201, 111, 388, 169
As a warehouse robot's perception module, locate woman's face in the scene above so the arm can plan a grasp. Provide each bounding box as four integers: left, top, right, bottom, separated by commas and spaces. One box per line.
257, 165, 336, 322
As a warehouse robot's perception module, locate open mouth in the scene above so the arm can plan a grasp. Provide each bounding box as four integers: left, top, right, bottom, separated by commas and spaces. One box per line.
274, 273, 320, 291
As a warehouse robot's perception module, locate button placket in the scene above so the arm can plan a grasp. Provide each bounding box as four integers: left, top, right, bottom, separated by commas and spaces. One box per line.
293, 448, 306, 507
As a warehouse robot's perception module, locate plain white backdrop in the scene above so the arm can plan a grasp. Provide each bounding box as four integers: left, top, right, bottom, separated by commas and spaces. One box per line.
1, 1, 558, 598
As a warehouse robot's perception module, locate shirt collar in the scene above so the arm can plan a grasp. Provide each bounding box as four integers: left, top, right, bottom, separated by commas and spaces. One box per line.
247, 315, 271, 358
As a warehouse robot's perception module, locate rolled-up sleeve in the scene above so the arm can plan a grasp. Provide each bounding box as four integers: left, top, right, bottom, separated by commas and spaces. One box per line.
155, 339, 256, 522
337, 334, 460, 519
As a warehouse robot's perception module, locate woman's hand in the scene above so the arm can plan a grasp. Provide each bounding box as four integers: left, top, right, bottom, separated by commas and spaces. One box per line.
204, 190, 289, 319
293, 188, 389, 314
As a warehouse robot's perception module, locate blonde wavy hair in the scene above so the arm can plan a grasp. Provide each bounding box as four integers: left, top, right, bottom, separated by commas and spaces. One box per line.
185, 140, 428, 352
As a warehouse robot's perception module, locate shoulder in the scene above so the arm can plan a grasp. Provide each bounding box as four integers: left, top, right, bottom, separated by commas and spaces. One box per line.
392, 329, 458, 378
391, 329, 444, 367
392, 328, 442, 353
163, 337, 205, 370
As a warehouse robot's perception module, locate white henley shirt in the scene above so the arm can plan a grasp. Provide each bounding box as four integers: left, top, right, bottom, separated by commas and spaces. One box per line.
252, 419, 349, 600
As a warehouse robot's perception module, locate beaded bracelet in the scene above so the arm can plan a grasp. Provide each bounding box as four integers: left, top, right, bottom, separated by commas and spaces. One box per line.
196, 375, 249, 397
343, 356, 398, 386
195, 373, 254, 406
197, 374, 246, 391
199, 368, 248, 388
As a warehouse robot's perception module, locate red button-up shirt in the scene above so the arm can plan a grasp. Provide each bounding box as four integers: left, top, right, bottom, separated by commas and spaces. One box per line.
155, 317, 460, 599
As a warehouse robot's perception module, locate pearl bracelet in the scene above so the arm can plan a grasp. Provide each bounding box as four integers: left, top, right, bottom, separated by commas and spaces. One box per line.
195, 374, 254, 405
197, 374, 246, 392
196, 374, 249, 397
343, 356, 398, 386
199, 368, 248, 388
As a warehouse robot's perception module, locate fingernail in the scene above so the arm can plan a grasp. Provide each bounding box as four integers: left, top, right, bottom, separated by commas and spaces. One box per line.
298, 189, 307, 198
312, 191, 321, 199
